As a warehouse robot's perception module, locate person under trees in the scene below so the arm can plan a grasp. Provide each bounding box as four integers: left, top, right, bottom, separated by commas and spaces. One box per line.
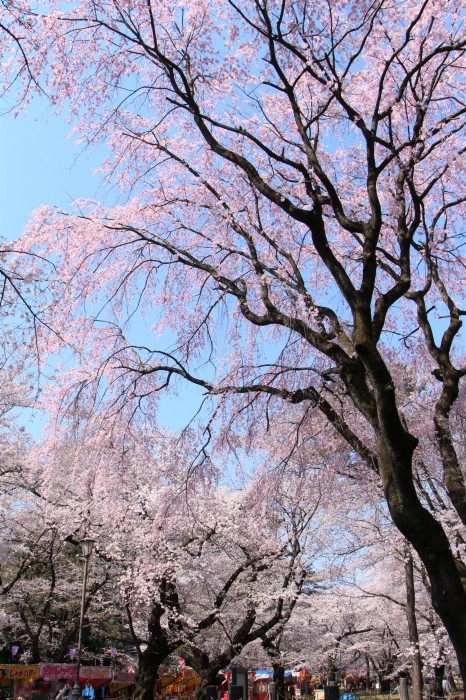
1, 0, 466, 691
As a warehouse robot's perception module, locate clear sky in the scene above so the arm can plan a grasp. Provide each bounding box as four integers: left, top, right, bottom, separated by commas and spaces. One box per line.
0, 99, 105, 242
0, 97, 205, 438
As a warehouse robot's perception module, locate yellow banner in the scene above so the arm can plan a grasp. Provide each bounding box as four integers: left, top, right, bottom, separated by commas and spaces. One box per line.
1, 665, 40, 680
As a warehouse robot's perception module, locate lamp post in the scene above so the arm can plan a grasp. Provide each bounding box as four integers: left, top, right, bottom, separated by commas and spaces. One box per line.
71, 538, 95, 700
11, 646, 20, 699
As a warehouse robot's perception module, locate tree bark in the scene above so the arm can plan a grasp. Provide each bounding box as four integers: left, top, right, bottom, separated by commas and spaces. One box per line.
365, 656, 370, 690
194, 665, 222, 700
351, 335, 466, 696
399, 677, 409, 700
404, 548, 423, 700
326, 659, 337, 685
134, 649, 162, 700
376, 437, 466, 696
434, 666, 445, 699
131, 599, 180, 700
273, 664, 286, 700
30, 637, 41, 663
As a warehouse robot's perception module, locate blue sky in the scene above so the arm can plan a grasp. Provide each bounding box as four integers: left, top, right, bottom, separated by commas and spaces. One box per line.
0, 99, 104, 242
0, 98, 206, 437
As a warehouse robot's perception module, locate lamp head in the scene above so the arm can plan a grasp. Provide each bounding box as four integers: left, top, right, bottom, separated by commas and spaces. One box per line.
80, 537, 95, 557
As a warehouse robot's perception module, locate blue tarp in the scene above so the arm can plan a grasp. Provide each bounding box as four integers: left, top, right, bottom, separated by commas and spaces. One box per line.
254, 671, 293, 679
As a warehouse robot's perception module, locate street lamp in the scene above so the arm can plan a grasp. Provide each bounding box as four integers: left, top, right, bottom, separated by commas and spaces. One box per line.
11, 646, 20, 699
71, 538, 95, 700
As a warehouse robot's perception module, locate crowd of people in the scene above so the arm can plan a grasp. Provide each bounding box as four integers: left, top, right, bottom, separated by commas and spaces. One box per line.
54, 681, 96, 700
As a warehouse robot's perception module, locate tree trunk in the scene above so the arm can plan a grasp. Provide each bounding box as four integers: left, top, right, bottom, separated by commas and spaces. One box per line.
183, 646, 227, 700
351, 315, 466, 695
434, 666, 445, 699
134, 648, 162, 700
195, 667, 222, 700
130, 595, 182, 700
376, 437, 466, 697
30, 637, 41, 663
399, 677, 409, 700
326, 659, 337, 685
404, 548, 423, 700
273, 664, 286, 700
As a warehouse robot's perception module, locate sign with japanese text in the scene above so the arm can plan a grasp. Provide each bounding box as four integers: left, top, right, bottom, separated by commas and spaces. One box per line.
1, 665, 40, 681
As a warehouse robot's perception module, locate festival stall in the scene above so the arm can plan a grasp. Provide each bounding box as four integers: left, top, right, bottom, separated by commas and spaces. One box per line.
108, 672, 136, 700
0, 664, 135, 700
0, 665, 41, 699
162, 668, 199, 700
251, 670, 295, 700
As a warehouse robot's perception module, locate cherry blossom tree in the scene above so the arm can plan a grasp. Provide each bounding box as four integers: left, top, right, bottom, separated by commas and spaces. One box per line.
26, 417, 317, 700
3, 0, 466, 687
0, 376, 44, 601
0, 527, 119, 663
177, 473, 321, 700
0, 425, 127, 664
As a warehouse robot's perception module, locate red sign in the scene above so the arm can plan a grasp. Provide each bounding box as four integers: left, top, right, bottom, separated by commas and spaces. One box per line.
39, 665, 112, 682
113, 672, 135, 684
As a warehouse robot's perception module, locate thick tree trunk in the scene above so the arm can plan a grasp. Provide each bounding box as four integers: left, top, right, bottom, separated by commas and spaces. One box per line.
351, 312, 466, 695
326, 659, 337, 685
434, 666, 445, 699
30, 637, 41, 663
376, 437, 466, 697
404, 549, 423, 700
183, 646, 227, 700
134, 648, 162, 700
273, 664, 286, 700
195, 667, 222, 700
131, 592, 182, 700
398, 677, 409, 700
